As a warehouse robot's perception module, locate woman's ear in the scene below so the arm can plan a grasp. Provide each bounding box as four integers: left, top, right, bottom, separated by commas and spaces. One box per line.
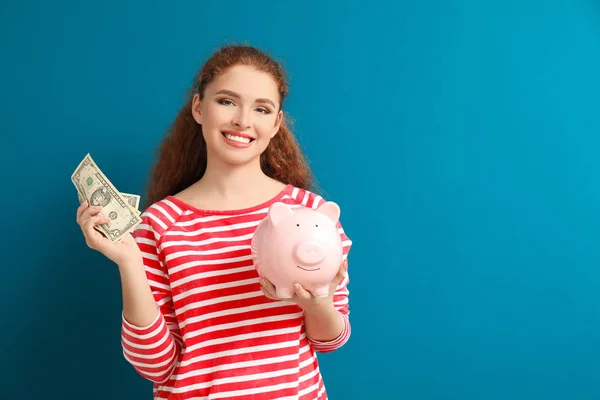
191, 93, 203, 125
271, 110, 283, 138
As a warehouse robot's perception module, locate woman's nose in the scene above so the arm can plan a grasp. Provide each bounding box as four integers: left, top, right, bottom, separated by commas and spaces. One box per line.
232, 109, 251, 129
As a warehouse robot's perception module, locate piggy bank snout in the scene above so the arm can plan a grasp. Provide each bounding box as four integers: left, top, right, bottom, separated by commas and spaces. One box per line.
294, 241, 325, 265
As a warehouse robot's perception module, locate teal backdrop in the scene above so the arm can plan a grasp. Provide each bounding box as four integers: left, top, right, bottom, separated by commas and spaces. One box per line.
1, 0, 600, 398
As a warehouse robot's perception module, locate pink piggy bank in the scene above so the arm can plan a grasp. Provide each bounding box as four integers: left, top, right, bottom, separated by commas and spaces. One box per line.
251, 201, 344, 299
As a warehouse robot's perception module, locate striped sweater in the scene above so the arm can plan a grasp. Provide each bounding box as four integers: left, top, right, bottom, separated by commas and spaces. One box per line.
121, 185, 353, 399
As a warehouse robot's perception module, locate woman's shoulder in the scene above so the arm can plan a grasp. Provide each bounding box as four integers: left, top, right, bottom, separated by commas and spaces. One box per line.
281, 185, 329, 210
137, 197, 187, 234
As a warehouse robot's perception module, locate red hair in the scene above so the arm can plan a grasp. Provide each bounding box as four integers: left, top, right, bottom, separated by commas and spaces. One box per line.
142, 44, 315, 209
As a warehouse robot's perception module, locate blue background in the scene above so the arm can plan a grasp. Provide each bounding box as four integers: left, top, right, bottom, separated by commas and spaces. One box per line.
2, 0, 600, 398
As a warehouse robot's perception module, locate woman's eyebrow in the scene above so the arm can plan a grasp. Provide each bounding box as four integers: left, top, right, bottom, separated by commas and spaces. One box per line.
214, 89, 276, 108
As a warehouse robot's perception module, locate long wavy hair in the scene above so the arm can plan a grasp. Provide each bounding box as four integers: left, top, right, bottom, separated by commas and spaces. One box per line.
142, 44, 315, 209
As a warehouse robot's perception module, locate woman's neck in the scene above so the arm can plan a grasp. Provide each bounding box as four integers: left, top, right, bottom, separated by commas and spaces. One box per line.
177, 157, 286, 210
202, 161, 270, 196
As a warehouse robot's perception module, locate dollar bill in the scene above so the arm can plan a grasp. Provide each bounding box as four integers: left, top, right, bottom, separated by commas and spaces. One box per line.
121, 193, 141, 211
71, 153, 142, 242
77, 190, 140, 212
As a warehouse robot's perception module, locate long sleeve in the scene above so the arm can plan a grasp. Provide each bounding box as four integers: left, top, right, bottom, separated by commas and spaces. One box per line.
120, 213, 182, 383
307, 219, 353, 353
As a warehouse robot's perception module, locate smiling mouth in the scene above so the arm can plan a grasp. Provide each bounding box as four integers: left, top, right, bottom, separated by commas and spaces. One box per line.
221, 132, 255, 144
296, 266, 321, 272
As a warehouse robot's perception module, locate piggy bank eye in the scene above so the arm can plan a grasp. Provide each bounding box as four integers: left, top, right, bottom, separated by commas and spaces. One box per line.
296, 223, 300, 226
315, 224, 318, 227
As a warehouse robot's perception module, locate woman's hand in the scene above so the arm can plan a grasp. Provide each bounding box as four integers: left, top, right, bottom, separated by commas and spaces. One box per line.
76, 200, 142, 265
260, 259, 348, 313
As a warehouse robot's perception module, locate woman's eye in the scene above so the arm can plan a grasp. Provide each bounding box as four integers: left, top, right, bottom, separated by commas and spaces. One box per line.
218, 99, 234, 106
256, 107, 270, 114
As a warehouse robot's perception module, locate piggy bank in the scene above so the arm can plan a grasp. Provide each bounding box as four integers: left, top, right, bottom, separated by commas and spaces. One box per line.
251, 201, 344, 299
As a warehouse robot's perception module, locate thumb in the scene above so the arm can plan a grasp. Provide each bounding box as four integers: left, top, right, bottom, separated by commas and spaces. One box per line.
333, 259, 347, 285
294, 284, 312, 300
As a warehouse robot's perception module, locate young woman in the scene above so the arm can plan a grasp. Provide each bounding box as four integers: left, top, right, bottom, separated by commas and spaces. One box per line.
76, 44, 352, 399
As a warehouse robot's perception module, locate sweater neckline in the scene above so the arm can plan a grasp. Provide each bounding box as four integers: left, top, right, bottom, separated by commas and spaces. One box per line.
165, 184, 293, 216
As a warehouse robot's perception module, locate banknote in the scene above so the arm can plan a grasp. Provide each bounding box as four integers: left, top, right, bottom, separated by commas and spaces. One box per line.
77, 190, 140, 212
121, 193, 141, 211
71, 154, 142, 242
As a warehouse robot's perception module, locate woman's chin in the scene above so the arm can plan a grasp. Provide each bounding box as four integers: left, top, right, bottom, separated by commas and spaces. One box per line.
216, 149, 262, 166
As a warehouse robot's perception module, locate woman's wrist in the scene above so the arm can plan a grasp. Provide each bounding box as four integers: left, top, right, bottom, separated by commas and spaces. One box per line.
302, 299, 336, 317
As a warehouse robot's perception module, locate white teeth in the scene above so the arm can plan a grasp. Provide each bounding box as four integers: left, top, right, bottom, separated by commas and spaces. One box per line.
224, 133, 251, 144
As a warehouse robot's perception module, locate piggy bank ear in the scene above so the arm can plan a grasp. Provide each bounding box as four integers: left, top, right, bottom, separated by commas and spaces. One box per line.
316, 201, 340, 222
268, 202, 294, 227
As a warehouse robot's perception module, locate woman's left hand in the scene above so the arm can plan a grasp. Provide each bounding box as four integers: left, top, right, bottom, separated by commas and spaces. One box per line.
260, 259, 348, 312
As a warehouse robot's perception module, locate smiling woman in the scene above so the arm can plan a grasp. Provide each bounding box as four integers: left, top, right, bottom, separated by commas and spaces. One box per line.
142, 47, 316, 210
190, 65, 283, 160
75, 44, 353, 400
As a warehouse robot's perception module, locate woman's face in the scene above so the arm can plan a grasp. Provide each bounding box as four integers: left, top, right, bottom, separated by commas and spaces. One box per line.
192, 64, 283, 167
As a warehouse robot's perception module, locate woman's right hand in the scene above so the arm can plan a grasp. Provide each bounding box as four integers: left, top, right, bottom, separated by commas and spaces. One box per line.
76, 200, 142, 266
